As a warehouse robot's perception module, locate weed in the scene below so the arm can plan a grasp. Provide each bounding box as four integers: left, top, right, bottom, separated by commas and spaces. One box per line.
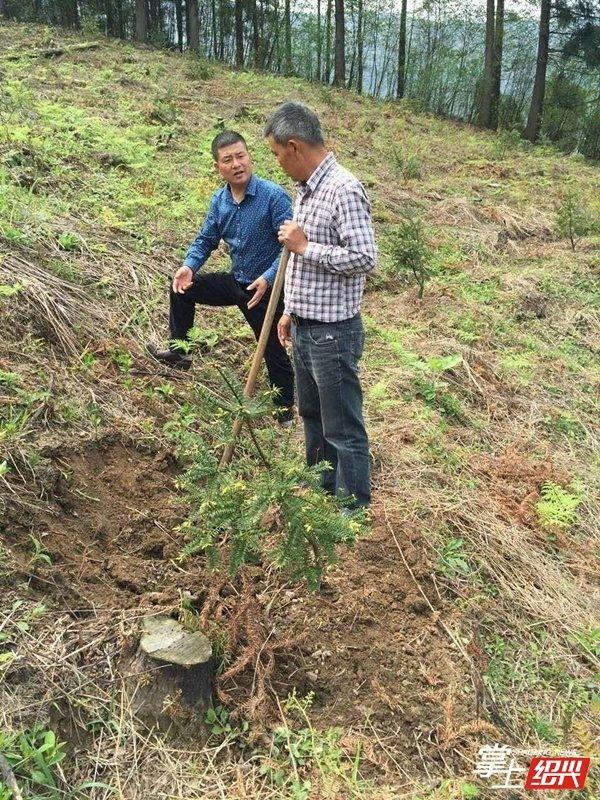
0, 283, 24, 297
0, 726, 66, 800
526, 712, 560, 743
536, 482, 582, 530
437, 537, 472, 578
28, 535, 52, 567
204, 704, 249, 744
79, 350, 97, 370
571, 626, 600, 662
0, 370, 21, 388
108, 346, 133, 373
57, 231, 81, 251
393, 149, 423, 182
544, 412, 586, 441
412, 376, 463, 420
185, 55, 216, 81
155, 381, 175, 398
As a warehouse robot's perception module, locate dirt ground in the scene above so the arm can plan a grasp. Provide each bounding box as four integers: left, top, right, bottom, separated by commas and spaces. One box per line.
2, 437, 478, 782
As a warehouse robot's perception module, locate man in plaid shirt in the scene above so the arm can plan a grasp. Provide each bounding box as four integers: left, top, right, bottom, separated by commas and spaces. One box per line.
265, 102, 376, 509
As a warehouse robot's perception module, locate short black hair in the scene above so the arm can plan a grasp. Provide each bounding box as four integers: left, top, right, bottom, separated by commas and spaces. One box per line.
211, 130, 248, 161
264, 102, 324, 146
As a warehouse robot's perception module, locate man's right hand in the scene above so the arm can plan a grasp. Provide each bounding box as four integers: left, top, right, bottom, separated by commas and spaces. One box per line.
172, 266, 194, 294
278, 314, 292, 347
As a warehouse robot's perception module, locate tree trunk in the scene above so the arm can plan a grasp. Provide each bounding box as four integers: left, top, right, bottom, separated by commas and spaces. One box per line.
478, 0, 495, 128
219, 0, 225, 59
316, 0, 322, 80
284, 0, 292, 74
105, 0, 115, 36
524, 0, 551, 142
252, 0, 261, 67
116, 0, 125, 39
175, 0, 183, 50
235, 0, 244, 66
186, 0, 199, 50
64, 0, 80, 27
324, 0, 332, 83
356, 0, 363, 93
396, 0, 407, 98
135, 0, 148, 40
490, 0, 504, 129
333, 0, 344, 86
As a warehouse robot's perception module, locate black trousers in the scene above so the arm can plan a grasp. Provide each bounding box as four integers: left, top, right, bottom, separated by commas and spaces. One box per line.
169, 272, 294, 409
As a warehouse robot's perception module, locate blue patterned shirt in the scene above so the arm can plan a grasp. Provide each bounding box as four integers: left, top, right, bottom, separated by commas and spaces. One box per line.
183, 174, 292, 285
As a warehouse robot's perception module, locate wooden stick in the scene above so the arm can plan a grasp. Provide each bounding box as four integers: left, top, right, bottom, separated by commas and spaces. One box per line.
219, 248, 290, 468
0, 753, 23, 800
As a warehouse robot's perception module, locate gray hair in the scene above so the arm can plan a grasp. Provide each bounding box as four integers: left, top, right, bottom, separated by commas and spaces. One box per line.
264, 102, 324, 146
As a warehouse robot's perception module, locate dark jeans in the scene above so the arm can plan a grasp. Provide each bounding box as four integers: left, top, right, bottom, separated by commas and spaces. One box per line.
292, 314, 371, 508
169, 272, 294, 409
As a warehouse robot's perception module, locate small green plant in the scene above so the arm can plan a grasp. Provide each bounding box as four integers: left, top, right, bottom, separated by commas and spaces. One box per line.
388, 213, 432, 298
185, 55, 216, 81
536, 481, 582, 529
526, 712, 560, 743
57, 231, 81, 251
109, 347, 133, 373
0, 370, 20, 388
79, 350, 97, 370
571, 625, 600, 661
0, 726, 66, 800
438, 537, 472, 578
171, 326, 219, 354
393, 149, 423, 182
28, 536, 52, 567
556, 191, 589, 251
0, 224, 32, 246
545, 412, 586, 441
204, 704, 249, 744
155, 381, 175, 398
0, 282, 24, 297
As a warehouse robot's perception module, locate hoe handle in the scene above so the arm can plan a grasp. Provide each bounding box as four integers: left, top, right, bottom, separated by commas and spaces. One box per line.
219, 248, 291, 468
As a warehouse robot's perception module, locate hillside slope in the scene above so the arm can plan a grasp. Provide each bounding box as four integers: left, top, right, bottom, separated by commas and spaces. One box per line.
0, 21, 599, 800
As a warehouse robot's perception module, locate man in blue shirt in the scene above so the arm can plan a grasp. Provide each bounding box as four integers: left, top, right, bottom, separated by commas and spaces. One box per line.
148, 130, 295, 422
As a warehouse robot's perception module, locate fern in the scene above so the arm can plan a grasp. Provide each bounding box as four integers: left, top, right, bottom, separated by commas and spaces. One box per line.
536, 481, 582, 529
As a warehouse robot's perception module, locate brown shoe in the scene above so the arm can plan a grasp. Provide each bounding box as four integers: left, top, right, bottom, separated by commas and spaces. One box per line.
146, 343, 192, 371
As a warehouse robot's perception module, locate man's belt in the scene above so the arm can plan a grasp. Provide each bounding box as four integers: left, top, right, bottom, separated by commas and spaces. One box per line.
290, 313, 359, 326
289, 313, 326, 327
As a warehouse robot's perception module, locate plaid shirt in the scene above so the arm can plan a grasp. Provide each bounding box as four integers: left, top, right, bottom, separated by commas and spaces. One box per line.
284, 153, 377, 321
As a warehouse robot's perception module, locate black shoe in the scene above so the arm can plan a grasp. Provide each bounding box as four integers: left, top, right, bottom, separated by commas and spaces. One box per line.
275, 406, 295, 428
146, 343, 192, 371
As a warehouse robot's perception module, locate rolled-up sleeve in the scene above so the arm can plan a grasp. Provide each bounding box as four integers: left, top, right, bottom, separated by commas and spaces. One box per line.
183, 195, 221, 274
301, 185, 376, 276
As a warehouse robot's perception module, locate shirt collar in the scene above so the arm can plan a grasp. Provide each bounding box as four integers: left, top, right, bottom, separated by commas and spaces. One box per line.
300, 152, 336, 194
225, 173, 257, 203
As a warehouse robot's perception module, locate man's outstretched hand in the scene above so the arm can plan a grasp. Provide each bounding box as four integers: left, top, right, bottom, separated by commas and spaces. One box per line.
246, 276, 268, 309
172, 266, 194, 294
278, 314, 292, 347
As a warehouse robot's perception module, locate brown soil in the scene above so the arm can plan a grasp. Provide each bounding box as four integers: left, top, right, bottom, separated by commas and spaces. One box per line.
2, 439, 478, 780
2, 439, 193, 609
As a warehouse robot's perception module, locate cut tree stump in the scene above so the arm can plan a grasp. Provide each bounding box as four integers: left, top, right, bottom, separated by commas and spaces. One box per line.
123, 614, 214, 736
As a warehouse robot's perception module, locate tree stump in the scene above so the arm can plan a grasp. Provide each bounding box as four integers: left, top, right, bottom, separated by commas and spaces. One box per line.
123, 614, 214, 737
